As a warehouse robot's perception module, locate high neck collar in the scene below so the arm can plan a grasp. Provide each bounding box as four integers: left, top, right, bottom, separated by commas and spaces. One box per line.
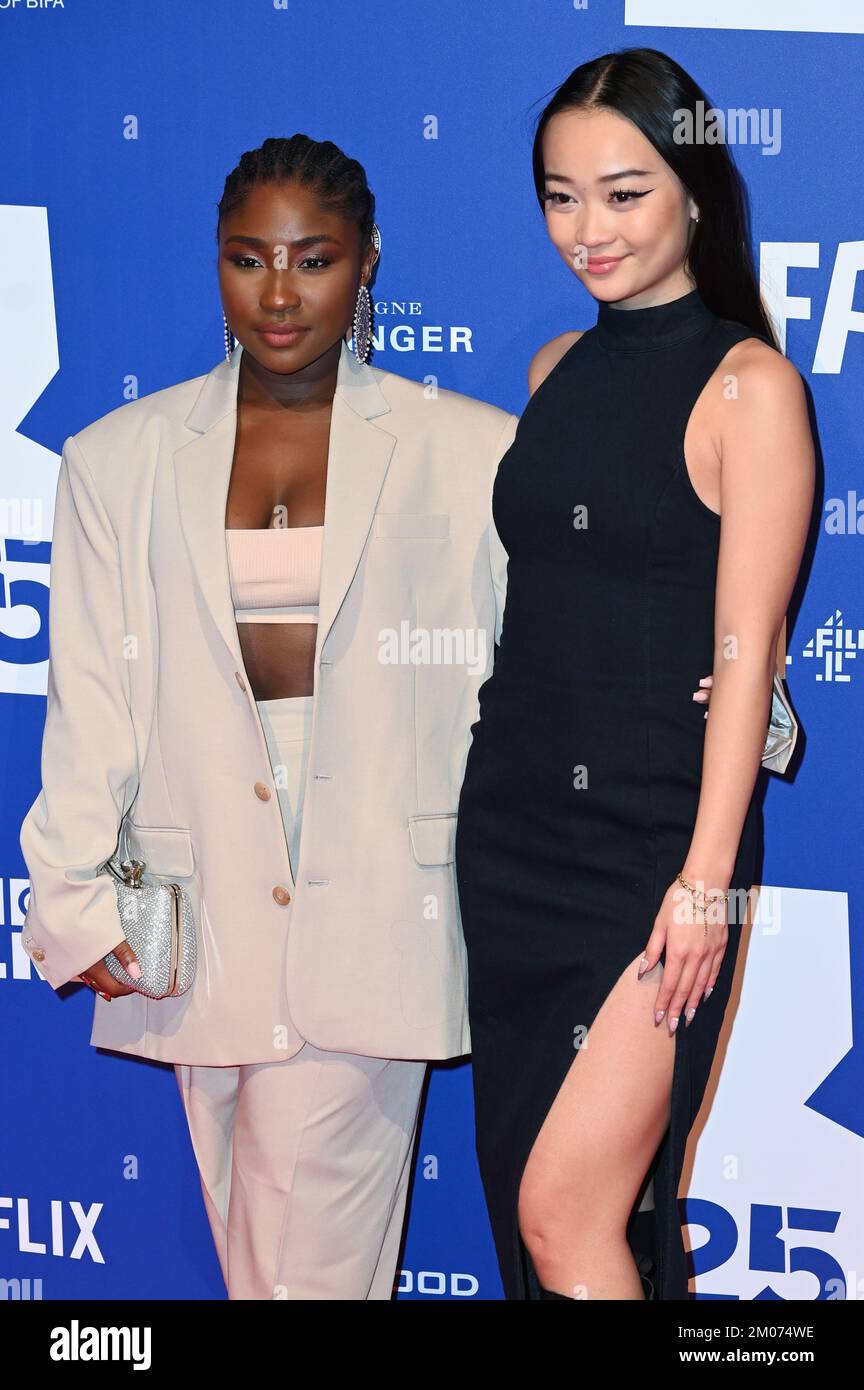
594, 287, 714, 354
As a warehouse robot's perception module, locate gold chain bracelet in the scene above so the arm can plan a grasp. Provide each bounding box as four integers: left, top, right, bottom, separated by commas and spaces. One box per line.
676, 872, 729, 935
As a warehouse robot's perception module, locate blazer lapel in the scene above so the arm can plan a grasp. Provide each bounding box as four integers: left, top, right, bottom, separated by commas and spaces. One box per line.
174, 338, 396, 673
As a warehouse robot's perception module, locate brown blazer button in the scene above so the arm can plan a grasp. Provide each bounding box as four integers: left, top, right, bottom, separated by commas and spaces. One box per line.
235, 671, 247, 691
31, 947, 46, 962
272, 885, 291, 906
254, 782, 271, 801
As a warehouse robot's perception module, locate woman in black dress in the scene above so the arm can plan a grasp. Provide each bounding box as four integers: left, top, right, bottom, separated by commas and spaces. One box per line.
455, 48, 814, 1301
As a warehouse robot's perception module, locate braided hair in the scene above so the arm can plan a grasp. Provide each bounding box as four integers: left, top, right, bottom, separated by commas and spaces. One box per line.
216, 134, 376, 258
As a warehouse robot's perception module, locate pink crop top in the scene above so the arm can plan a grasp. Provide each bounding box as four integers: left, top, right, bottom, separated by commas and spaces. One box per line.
225, 525, 323, 623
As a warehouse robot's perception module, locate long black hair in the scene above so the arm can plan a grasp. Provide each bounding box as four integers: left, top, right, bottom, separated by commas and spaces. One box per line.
531, 47, 778, 348
216, 134, 376, 265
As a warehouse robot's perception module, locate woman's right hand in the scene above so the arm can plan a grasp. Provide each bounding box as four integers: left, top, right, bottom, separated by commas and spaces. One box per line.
692, 673, 713, 706
78, 939, 143, 998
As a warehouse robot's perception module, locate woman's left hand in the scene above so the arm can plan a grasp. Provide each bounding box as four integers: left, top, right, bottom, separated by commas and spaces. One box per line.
640, 875, 728, 1036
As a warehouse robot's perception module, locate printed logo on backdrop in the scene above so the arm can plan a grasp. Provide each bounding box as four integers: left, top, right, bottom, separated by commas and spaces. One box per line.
0, 205, 60, 698
685, 887, 862, 1299
625, 0, 864, 35
759, 243, 864, 370
0, 2, 67, 12
371, 302, 473, 355
802, 611, 864, 682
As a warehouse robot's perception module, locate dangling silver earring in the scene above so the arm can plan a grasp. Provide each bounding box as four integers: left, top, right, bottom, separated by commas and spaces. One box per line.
351, 283, 373, 363
349, 222, 380, 363
223, 312, 235, 361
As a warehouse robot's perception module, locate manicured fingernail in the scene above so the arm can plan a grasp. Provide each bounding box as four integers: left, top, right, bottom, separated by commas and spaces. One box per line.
655, 1009, 666, 1024
685, 1008, 696, 1027
692, 691, 708, 701
637, 955, 648, 978
127, 961, 142, 980
699, 678, 712, 687
668, 1016, 679, 1034
703, 986, 713, 1000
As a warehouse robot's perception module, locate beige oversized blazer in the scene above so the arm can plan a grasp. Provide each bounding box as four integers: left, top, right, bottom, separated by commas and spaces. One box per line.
19, 339, 519, 1065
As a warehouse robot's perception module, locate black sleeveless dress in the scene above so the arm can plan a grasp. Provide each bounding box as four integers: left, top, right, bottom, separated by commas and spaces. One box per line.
455, 287, 770, 1300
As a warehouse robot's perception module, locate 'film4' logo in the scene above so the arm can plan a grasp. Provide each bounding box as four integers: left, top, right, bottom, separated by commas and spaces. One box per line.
802, 610, 864, 682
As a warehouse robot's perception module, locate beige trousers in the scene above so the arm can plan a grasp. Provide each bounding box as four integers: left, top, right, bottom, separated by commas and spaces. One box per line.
174, 693, 427, 1300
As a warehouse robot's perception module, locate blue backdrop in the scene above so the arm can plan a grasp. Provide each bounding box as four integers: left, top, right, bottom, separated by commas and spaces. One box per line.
2, 0, 861, 1300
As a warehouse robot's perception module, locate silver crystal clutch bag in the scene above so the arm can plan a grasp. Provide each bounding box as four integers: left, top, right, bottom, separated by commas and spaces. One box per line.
99, 819, 197, 1000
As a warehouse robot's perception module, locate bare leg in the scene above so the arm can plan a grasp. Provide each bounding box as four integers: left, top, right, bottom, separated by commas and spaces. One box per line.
517, 951, 676, 1300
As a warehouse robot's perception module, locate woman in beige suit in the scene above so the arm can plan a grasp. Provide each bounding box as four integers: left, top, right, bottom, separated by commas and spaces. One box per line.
20, 134, 522, 1301
21, 134, 729, 1300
